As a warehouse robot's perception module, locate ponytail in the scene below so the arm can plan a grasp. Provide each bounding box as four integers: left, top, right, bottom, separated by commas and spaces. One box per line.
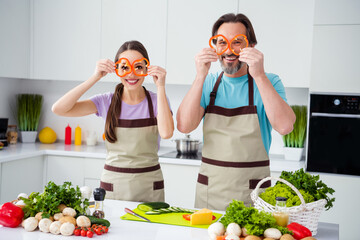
104, 83, 124, 143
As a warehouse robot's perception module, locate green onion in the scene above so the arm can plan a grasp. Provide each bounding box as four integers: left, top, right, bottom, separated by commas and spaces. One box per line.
282, 105, 307, 148
17, 94, 43, 131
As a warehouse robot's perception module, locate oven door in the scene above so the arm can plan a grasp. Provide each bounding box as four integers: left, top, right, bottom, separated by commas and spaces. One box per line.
306, 113, 360, 176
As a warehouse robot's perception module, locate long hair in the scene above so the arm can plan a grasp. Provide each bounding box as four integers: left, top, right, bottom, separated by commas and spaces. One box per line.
104, 40, 149, 143
212, 13, 257, 46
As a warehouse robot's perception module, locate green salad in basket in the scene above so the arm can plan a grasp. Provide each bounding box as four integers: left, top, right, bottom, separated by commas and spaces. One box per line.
259, 168, 335, 210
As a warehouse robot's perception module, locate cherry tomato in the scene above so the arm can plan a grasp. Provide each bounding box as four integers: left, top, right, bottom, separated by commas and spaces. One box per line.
102, 226, 109, 233
95, 227, 103, 235
74, 228, 81, 236
87, 230, 94, 238
81, 229, 87, 237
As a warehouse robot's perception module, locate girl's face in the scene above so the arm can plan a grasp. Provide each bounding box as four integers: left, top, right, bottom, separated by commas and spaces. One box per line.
117, 50, 147, 90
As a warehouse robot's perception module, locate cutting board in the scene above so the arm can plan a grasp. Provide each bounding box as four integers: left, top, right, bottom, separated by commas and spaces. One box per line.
120, 208, 223, 229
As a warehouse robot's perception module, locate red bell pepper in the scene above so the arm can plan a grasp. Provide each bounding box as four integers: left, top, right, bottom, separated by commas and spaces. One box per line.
287, 222, 312, 240
0, 202, 24, 228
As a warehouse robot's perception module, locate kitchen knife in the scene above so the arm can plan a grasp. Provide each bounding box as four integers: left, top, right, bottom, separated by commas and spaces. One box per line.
124, 207, 151, 222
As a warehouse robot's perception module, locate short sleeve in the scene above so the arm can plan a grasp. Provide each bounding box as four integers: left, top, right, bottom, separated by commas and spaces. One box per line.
89, 92, 113, 119
268, 73, 288, 103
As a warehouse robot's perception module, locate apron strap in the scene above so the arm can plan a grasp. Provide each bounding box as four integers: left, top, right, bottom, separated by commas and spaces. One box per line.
143, 86, 155, 118
209, 69, 255, 107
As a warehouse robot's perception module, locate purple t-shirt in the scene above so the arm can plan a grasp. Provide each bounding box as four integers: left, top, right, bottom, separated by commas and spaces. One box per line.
90, 90, 171, 147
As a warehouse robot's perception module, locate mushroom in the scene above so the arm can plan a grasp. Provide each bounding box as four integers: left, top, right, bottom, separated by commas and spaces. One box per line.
58, 204, 67, 212
49, 221, 62, 235
241, 227, 249, 237
264, 228, 282, 240
15, 200, 26, 208
60, 222, 75, 236
62, 207, 76, 217
53, 213, 63, 221
226, 223, 241, 236
23, 217, 38, 232
208, 222, 226, 240
17, 193, 28, 199
226, 234, 241, 240
39, 218, 53, 233
76, 216, 91, 227
59, 216, 76, 226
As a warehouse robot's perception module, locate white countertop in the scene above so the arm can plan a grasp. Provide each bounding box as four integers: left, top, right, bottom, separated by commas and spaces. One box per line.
0, 142, 305, 171
0, 199, 339, 240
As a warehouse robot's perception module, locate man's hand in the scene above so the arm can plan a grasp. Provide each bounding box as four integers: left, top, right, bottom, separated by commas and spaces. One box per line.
239, 47, 266, 79
195, 48, 218, 78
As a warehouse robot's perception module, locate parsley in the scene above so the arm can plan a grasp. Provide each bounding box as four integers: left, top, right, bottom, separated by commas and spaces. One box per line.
22, 181, 89, 218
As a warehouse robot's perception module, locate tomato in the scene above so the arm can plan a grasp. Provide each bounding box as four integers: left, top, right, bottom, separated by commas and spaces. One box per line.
74, 228, 81, 236
95, 227, 103, 235
87, 230, 94, 238
81, 229, 87, 237
103, 226, 109, 233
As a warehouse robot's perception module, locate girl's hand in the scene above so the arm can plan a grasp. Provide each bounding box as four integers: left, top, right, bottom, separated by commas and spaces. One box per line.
93, 59, 115, 79
148, 65, 166, 87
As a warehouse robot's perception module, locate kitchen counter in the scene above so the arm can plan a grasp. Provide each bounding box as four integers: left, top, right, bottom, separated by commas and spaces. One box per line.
0, 142, 305, 171
0, 199, 339, 240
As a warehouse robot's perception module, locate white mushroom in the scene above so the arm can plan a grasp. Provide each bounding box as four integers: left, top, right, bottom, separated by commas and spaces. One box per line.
60, 222, 75, 236
264, 228, 282, 240
226, 223, 242, 236
62, 207, 76, 217
241, 227, 249, 237
76, 216, 91, 227
17, 193, 28, 199
208, 222, 226, 239
225, 234, 241, 240
23, 217, 38, 232
53, 213, 64, 221
15, 200, 26, 208
49, 221, 62, 235
39, 218, 53, 233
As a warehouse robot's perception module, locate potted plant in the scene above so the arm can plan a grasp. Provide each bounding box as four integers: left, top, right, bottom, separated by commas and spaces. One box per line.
17, 94, 43, 143
283, 105, 307, 161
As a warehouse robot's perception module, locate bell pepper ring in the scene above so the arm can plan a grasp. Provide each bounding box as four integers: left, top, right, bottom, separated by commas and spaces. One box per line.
0, 202, 24, 228
209, 34, 249, 56
287, 222, 312, 240
115, 57, 149, 77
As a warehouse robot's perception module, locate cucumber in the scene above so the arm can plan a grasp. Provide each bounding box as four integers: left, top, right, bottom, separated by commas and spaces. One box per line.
145, 206, 196, 215
137, 202, 170, 212
86, 215, 111, 227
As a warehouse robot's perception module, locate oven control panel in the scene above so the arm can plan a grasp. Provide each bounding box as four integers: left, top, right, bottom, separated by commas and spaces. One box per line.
310, 94, 360, 114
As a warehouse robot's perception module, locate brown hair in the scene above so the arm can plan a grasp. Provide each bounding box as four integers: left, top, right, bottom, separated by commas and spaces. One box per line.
104, 40, 149, 143
212, 13, 257, 46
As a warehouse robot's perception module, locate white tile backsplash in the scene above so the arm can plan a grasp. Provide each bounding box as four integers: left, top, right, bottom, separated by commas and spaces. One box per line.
0, 77, 308, 154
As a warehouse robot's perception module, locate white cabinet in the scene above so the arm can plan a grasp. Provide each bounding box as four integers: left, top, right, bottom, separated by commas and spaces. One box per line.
314, 0, 360, 25
160, 162, 200, 207
237, 0, 315, 88
32, 0, 101, 81
0, 156, 44, 203
0, 0, 30, 79
100, 0, 167, 83
166, 0, 238, 85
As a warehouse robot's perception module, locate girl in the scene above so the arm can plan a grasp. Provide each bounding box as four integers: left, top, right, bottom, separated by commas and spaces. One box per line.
52, 41, 174, 202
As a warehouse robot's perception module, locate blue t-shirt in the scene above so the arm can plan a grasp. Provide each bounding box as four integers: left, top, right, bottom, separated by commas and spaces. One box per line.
200, 72, 288, 154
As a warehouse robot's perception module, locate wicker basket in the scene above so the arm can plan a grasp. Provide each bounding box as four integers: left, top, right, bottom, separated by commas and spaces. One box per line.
250, 176, 327, 235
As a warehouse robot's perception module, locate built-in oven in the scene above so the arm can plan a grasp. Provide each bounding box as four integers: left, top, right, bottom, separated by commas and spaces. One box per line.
306, 93, 360, 176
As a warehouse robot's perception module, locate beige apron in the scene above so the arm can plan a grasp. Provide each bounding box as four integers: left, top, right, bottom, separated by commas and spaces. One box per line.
100, 87, 164, 202
195, 71, 271, 211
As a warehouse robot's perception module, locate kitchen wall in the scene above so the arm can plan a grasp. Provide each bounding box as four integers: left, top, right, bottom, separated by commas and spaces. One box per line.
0, 76, 308, 154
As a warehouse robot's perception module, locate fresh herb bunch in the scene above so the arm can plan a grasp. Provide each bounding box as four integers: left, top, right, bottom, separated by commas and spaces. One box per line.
220, 200, 292, 236
283, 105, 307, 148
279, 168, 335, 210
22, 181, 89, 218
17, 94, 43, 131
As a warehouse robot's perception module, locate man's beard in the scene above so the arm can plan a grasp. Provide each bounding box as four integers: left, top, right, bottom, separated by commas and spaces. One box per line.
219, 54, 244, 75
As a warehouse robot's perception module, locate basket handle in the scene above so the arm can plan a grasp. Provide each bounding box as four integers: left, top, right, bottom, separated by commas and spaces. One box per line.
253, 176, 306, 208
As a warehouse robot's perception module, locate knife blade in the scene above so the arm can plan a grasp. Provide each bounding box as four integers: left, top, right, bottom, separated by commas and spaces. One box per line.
124, 207, 151, 222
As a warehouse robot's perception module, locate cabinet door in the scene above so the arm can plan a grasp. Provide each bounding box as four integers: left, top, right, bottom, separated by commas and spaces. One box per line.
100, 0, 167, 83
238, 0, 315, 88
314, 0, 360, 25
32, 0, 101, 81
0, 0, 30, 79
46, 156, 85, 187
310, 25, 360, 93
0, 156, 44, 203
166, 0, 238, 85
160, 163, 200, 208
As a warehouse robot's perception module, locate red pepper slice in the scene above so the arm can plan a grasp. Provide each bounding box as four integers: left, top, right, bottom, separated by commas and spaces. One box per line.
0, 202, 24, 228
182, 214, 216, 221
287, 222, 312, 240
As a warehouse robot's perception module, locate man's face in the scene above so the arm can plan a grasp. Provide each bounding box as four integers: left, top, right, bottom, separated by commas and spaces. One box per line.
217, 22, 247, 75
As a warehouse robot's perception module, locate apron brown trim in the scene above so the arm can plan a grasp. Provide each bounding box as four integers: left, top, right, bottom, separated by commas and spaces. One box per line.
206, 105, 257, 116
202, 156, 269, 168
104, 164, 161, 173
209, 72, 224, 106
197, 173, 208, 185
249, 179, 271, 189
117, 118, 157, 128
100, 181, 113, 191
153, 180, 164, 190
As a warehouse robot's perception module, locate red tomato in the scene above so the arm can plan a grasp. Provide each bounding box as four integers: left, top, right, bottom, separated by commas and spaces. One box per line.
95, 227, 103, 235
101, 225, 108, 233
87, 230, 94, 238
81, 229, 87, 237
74, 228, 81, 236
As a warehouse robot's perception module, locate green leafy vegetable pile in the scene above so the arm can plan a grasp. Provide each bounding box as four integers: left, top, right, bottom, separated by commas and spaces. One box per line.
220, 200, 292, 236
22, 181, 89, 218
260, 168, 335, 210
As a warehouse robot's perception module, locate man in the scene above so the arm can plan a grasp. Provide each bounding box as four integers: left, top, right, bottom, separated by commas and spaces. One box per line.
176, 13, 295, 211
